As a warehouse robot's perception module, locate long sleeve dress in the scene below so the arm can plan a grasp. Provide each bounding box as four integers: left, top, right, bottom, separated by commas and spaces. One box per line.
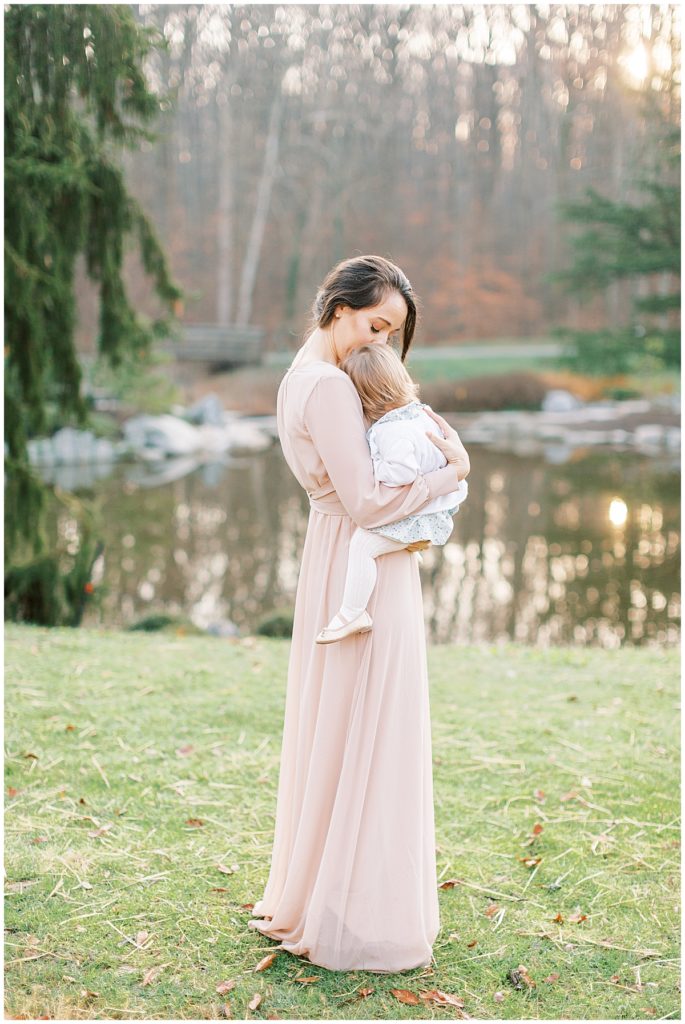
247, 359, 460, 973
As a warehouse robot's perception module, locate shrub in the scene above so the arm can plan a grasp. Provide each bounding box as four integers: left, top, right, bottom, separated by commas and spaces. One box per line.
420, 372, 547, 412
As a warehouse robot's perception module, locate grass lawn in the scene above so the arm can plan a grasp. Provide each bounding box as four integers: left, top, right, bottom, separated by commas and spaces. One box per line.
4, 624, 680, 1020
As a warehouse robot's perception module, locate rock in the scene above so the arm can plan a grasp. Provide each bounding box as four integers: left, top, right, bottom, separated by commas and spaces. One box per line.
122, 414, 202, 456
186, 393, 225, 426
542, 389, 582, 412
226, 422, 273, 453
633, 424, 665, 446
27, 428, 117, 465
205, 619, 240, 638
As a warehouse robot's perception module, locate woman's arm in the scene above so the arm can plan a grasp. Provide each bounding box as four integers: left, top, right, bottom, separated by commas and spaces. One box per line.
303, 374, 459, 530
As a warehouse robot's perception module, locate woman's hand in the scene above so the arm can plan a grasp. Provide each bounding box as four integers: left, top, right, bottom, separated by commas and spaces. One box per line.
423, 408, 470, 480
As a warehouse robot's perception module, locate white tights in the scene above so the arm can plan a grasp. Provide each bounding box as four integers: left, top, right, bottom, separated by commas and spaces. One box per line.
325, 527, 410, 629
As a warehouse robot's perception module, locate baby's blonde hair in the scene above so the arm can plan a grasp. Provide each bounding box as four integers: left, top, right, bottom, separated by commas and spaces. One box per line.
340, 344, 420, 423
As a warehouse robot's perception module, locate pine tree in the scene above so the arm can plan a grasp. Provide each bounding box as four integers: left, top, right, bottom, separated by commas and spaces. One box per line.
5, 4, 184, 621
547, 87, 680, 376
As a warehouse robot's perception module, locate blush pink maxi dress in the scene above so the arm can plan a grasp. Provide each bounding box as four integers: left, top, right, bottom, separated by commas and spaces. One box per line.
247, 360, 459, 973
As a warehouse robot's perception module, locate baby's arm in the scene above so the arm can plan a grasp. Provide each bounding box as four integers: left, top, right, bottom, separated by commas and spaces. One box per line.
371, 436, 422, 485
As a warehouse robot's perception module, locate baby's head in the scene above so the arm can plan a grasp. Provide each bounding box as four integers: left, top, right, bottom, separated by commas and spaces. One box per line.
340, 344, 420, 424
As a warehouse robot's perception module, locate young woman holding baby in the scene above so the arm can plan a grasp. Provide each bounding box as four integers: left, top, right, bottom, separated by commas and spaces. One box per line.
248, 254, 471, 974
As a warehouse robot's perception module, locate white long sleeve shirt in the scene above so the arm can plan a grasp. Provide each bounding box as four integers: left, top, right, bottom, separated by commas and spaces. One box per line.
366, 402, 468, 515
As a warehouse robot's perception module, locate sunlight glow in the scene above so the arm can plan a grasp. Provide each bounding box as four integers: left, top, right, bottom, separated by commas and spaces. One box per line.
609, 498, 628, 528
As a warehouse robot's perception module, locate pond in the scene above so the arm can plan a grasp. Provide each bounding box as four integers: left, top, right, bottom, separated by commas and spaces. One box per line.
50, 440, 680, 649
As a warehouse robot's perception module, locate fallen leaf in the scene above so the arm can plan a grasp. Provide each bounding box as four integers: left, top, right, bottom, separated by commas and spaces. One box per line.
390, 988, 421, 1005
185, 818, 204, 827
533, 788, 545, 801
216, 980, 236, 995
508, 964, 536, 989
176, 745, 194, 757
552, 912, 564, 923
493, 990, 506, 1002
438, 878, 461, 889
7, 787, 19, 798
293, 976, 320, 984
568, 911, 588, 923
358, 987, 373, 998
520, 856, 542, 868
247, 993, 261, 1010
88, 824, 113, 839
466, 939, 478, 948
484, 904, 500, 917
419, 988, 465, 1008
544, 972, 560, 983
532, 822, 544, 835
141, 965, 166, 986
253, 952, 277, 972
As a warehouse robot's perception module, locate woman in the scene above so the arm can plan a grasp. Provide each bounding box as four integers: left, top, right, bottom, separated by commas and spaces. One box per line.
248, 255, 470, 973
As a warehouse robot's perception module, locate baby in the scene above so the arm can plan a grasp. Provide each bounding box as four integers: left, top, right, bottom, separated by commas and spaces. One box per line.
315, 344, 468, 645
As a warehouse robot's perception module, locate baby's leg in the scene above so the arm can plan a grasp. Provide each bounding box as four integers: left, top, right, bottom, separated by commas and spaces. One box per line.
325, 528, 408, 630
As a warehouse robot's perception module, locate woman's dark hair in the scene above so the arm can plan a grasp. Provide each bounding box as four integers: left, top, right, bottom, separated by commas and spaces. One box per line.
304, 254, 420, 362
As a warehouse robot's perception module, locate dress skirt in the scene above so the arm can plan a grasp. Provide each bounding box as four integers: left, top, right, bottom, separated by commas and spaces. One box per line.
248, 501, 440, 972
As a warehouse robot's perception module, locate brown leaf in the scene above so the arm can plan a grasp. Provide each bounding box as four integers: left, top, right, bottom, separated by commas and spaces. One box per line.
532, 822, 544, 835
253, 952, 277, 972
568, 912, 587, 923
65, 724, 76, 732
466, 939, 478, 948
493, 990, 505, 1002
210, 887, 230, 893
219, 1002, 232, 1019
358, 987, 374, 998
241, 903, 255, 910
32, 836, 48, 844
520, 856, 542, 868
484, 904, 500, 917
544, 972, 560, 983
390, 988, 421, 1005
438, 878, 461, 889
419, 988, 466, 1008
552, 912, 564, 923
185, 818, 204, 827
533, 788, 545, 801
79, 988, 99, 999
560, 790, 578, 801
23, 753, 38, 760
7, 787, 19, 798
508, 965, 536, 989
247, 993, 261, 1010
176, 745, 194, 757
88, 824, 113, 839
216, 980, 236, 995
293, 976, 320, 984
141, 965, 165, 986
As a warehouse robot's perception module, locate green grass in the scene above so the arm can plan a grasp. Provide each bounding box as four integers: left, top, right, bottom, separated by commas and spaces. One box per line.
5, 624, 680, 1020
406, 356, 564, 383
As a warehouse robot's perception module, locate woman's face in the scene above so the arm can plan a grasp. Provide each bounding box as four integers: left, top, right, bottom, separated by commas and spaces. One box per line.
333, 291, 408, 362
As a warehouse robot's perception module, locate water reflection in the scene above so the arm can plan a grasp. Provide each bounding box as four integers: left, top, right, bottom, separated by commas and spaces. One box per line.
55, 445, 679, 648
